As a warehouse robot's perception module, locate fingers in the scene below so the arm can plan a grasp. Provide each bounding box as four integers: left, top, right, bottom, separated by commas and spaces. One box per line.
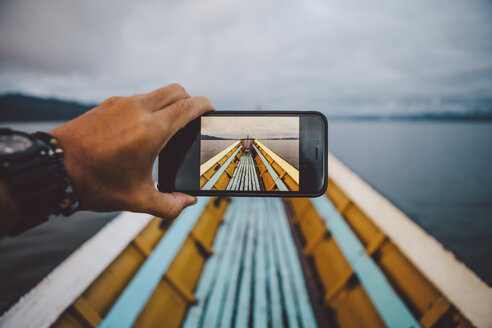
155, 96, 215, 137
142, 190, 197, 220
138, 83, 190, 111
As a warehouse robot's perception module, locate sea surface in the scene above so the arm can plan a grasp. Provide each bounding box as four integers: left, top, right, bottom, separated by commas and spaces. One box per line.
201, 139, 300, 169
259, 139, 299, 170
200, 139, 236, 165
0, 120, 491, 314
328, 120, 492, 286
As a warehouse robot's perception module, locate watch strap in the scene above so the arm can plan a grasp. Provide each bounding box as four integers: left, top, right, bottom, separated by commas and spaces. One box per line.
31, 132, 80, 216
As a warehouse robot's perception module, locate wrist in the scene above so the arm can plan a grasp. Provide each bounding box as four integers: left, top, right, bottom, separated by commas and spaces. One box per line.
0, 129, 80, 235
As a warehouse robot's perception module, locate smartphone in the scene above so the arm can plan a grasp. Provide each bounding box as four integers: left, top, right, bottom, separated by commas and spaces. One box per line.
158, 111, 327, 197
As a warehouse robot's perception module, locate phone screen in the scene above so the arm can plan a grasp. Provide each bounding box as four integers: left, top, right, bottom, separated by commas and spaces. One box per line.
200, 116, 299, 191
158, 111, 326, 196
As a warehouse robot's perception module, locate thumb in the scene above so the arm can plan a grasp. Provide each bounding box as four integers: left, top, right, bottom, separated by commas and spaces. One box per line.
144, 190, 197, 220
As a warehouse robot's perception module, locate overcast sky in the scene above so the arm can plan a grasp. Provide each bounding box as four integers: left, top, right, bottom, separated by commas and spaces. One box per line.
0, 0, 491, 115
202, 116, 298, 139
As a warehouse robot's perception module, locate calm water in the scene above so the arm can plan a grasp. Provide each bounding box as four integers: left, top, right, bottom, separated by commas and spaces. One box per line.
0, 120, 491, 314
329, 120, 492, 285
200, 140, 236, 165
259, 139, 299, 170
201, 139, 300, 169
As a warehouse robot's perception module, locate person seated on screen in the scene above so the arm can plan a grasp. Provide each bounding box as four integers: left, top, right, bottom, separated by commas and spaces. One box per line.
0, 83, 215, 237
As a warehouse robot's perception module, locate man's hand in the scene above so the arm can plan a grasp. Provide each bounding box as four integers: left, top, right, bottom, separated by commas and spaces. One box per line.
50, 83, 214, 219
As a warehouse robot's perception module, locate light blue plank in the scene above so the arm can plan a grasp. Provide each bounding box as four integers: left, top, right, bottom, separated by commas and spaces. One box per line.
239, 155, 246, 191
264, 203, 283, 326
182, 200, 239, 328
254, 199, 268, 327
234, 199, 258, 328
201, 200, 249, 327
250, 155, 260, 190
98, 197, 210, 328
203, 146, 242, 190
267, 199, 301, 328
311, 196, 420, 328
271, 198, 318, 328
252, 144, 288, 191
219, 200, 252, 328
237, 156, 246, 190
244, 155, 249, 191
245, 156, 251, 190
226, 155, 243, 190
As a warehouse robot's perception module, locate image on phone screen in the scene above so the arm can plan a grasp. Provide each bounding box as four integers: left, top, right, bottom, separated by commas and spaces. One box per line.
199, 116, 299, 191
158, 111, 327, 197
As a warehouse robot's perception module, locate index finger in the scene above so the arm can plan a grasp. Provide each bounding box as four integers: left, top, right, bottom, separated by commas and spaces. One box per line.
138, 83, 190, 111
155, 96, 215, 136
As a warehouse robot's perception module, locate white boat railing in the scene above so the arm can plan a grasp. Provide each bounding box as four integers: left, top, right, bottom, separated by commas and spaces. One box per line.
327, 153, 492, 328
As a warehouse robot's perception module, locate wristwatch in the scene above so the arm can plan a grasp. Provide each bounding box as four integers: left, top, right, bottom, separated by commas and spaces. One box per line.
0, 128, 79, 235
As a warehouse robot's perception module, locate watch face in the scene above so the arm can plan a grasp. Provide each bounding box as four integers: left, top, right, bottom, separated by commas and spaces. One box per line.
0, 134, 34, 155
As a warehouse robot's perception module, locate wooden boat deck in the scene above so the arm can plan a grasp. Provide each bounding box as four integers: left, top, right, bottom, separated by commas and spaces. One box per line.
1, 154, 491, 328
225, 151, 260, 191
183, 198, 316, 328
200, 139, 299, 192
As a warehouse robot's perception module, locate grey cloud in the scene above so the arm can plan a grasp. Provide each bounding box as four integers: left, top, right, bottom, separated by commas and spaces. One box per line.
0, 0, 137, 74
0, 0, 491, 114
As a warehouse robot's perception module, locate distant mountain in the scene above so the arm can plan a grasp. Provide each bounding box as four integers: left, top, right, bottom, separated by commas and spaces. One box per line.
202, 135, 299, 140
201, 135, 235, 140
2, 93, 491, 122
259, 137, 299, 140
0, 94, 95, 121
325, 112, 492, 121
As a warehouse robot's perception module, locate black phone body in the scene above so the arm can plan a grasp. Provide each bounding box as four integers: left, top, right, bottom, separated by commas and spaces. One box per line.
158, 111, 327, 197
